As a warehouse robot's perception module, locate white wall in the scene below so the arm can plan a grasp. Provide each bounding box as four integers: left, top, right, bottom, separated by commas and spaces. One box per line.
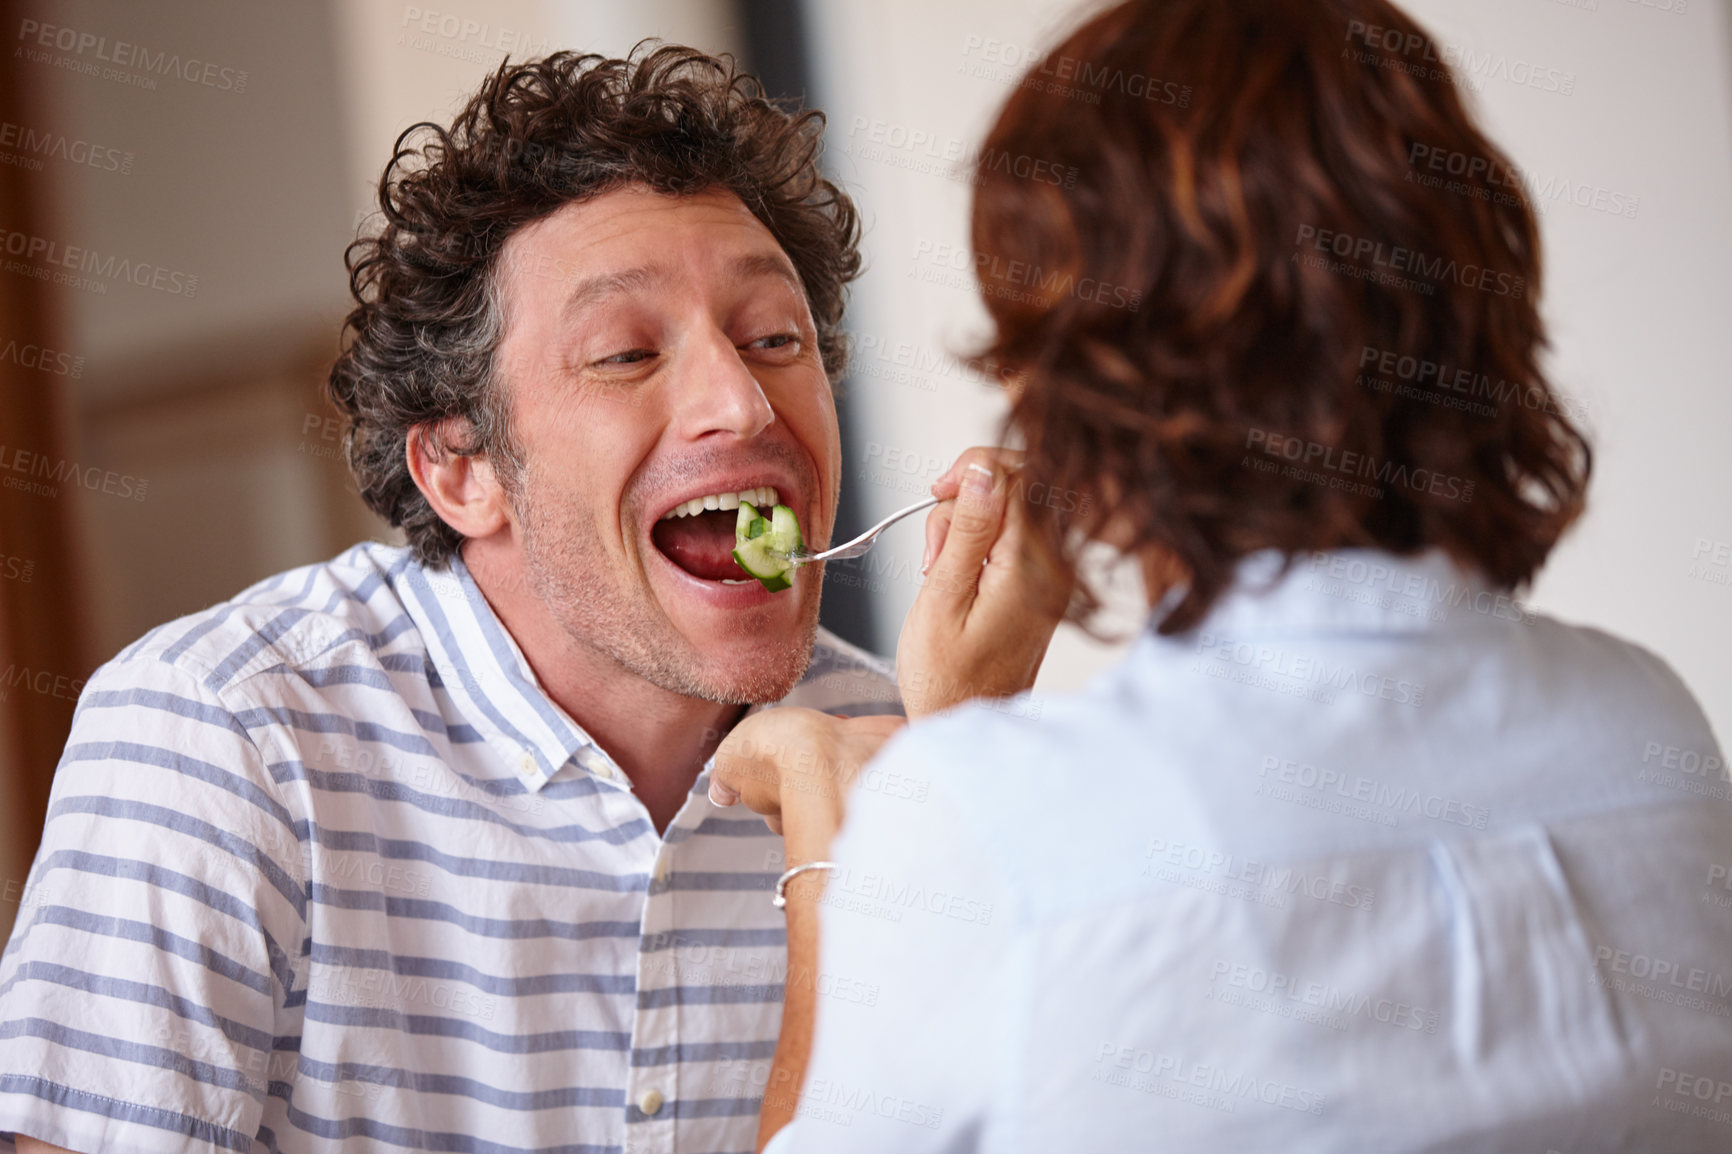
805, 0, 1732, 743
330, 0, 744, 229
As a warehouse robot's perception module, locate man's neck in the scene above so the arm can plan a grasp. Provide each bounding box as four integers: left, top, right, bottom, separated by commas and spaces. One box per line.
459, 541, 745, 834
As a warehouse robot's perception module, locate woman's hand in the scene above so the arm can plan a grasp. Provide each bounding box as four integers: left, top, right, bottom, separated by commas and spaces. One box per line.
708, 708, 906, 863
897, 448, 1072, 719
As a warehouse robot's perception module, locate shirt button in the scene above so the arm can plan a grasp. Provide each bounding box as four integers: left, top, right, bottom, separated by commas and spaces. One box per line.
637, 1088, 663, 1116
519, 754, 536, 775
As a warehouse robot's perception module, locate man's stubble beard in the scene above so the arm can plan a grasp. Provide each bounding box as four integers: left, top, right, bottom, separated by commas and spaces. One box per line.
513, 472, 818, 706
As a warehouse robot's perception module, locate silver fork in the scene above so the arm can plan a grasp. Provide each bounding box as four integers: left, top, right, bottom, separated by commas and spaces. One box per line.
788, 495, 941, 564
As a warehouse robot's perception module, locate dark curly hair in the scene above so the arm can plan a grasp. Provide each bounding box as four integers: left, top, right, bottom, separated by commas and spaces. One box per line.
970, 0, 1592, 635
328, 44, 862, 566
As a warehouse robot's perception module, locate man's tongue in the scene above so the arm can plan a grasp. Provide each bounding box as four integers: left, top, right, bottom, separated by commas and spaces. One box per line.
652, 510, 748, 582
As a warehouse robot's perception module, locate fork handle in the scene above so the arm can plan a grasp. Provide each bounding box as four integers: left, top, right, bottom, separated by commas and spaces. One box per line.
808, 495, 941, 562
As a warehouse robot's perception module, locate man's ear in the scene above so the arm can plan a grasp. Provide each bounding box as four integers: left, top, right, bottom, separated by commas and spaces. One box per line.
405, 419, 512, 540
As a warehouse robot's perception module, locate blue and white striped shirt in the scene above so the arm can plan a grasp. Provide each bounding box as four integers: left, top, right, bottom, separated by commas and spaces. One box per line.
0, 541, 899, 1154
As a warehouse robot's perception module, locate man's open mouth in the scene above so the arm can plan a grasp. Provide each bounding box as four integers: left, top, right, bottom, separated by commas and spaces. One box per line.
650, 486, 782, 582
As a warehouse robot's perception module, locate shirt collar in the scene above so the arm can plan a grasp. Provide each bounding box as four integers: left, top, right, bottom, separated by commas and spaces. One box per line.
1174, 547, 1509, 639
394, 551, 607, 793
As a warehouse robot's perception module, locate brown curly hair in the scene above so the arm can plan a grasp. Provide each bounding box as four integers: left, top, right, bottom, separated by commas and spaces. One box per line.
329, 44, 862, 566
971, 0, 1591, 634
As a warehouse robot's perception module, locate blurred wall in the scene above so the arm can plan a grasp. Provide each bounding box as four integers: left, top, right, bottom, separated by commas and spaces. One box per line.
804, 0, 1732, 743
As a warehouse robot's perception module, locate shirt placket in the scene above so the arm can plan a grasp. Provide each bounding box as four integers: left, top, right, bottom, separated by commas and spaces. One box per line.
627, 821, 682, 1154
550, 741, 673, 1150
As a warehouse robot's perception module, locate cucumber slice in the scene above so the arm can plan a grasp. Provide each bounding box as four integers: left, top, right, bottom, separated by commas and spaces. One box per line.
731, 501, 801, 592
737, 502, 767, 539
766, 505, 802, 555
733, 537, 792, 592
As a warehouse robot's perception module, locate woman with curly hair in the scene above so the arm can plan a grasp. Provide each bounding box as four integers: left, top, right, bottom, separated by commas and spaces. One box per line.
714, 0, 1731, 1149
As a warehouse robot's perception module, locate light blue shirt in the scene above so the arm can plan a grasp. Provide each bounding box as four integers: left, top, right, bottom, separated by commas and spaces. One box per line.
768, 548, 1731, 1153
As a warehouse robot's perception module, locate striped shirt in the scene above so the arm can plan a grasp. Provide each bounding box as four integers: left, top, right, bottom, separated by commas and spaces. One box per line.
0, 541, 900, 1154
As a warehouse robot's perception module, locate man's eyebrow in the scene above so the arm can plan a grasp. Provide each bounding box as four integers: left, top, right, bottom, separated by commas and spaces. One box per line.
555, 254, 802, 321
559, 265, 669, 321
729, 252, 805, 299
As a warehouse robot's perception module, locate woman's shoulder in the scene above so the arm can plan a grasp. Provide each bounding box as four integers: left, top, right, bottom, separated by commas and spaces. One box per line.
1521, 613, 1717, 743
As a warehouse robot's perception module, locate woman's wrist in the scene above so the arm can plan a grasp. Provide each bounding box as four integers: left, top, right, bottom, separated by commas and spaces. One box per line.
774, 729, 850, 861
774, 861, 836, 910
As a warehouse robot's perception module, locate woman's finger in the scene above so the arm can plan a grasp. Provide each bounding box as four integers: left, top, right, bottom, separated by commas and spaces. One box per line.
921, 462, 1006, 615
921, 501, 954, 576
711, 708, 828, 817
930, 447, 1024, 499
923, 447, 1025, 575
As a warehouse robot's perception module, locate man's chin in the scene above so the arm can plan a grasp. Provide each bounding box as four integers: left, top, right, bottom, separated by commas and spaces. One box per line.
646, 560, 821, 702
673, 616, 819, 705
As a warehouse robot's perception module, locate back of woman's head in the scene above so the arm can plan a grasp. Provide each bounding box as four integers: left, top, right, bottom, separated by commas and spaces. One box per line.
972, 0, 1590, 633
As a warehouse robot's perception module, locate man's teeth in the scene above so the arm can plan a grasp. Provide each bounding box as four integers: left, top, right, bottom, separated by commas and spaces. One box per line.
660, 487, 780, 520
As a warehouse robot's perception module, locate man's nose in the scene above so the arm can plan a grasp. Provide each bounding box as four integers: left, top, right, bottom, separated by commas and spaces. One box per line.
668, 327, 776, 441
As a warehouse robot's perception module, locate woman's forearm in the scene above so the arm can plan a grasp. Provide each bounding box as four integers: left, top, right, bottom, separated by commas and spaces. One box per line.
755, 886, 823, 1151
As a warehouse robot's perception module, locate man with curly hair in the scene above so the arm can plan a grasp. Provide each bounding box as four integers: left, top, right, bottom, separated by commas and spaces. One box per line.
0, 46, 917, 1154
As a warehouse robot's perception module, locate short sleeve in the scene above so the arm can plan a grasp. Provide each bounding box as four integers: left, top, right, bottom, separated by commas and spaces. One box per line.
0, 656, 307, 1153
768, 729, 1013, 1153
